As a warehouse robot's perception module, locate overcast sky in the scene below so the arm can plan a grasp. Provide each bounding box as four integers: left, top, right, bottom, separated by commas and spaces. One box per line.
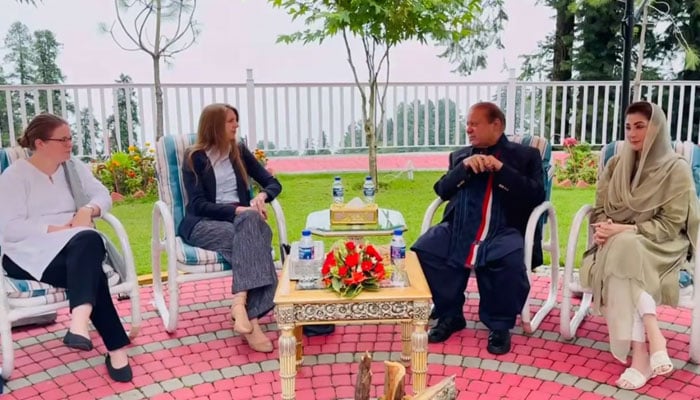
2, 0, 555, 85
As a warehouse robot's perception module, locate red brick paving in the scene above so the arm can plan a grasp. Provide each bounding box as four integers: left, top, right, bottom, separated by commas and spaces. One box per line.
1, 274, 697, 399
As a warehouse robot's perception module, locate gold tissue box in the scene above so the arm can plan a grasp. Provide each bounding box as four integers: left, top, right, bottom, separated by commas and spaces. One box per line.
330, 202, 379, 225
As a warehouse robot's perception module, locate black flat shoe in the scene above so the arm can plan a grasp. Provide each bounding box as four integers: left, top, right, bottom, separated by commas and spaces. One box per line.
63, 331, 93, 351
487, 330, 511, 355
105, 354, 133, 383
428, 315, 466, 343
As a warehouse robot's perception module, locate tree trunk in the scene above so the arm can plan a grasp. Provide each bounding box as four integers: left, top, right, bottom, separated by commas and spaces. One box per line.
551, 0, 574, 81
383, 361, 406, 400
551, 1, 575, 142
354, 352, 372, 400
632, 4, 649, 101
153, 0, 164, 140
153, 56, 164, 140
366, 82, 378, 187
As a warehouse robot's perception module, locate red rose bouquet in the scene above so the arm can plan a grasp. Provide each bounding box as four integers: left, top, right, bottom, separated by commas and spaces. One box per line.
321, 241, 386, 298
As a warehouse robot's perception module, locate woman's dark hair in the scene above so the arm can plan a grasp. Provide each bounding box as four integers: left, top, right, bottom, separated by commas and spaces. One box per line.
625, 101, 653, 120
17, 113, 69, 150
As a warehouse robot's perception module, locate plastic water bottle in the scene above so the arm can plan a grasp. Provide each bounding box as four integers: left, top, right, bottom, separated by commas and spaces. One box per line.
332, 176, 344, 204
390, 229, 406, 283
363, 176, 376, 204
299, 230, 314, 260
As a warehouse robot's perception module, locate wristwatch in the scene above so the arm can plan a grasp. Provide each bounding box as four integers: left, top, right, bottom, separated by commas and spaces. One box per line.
82, 204, 97, 214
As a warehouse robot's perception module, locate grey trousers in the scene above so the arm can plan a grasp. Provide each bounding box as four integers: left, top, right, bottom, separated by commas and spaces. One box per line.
188, 210, 278, 319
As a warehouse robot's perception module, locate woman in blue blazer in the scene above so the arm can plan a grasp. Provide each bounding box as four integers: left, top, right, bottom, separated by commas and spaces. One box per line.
179, 103, 282, 353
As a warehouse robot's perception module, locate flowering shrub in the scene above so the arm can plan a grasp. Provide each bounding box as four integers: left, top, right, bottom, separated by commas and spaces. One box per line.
94, 143, 157, 197
253, 148, 268, 167
321, 241, 386, 298
555, 138, 598, 185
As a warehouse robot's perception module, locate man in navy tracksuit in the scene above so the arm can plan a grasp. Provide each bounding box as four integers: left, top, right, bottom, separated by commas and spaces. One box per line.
411, 102, 545, 355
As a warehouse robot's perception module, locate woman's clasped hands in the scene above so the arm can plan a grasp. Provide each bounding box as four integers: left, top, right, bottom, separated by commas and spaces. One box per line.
592, 218, 636, 246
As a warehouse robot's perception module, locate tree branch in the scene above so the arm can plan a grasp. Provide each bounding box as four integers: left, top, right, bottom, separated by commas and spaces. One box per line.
108, 21, 144, 52
163, 25, 198, 56
342, 28, 367, 109
161, 0, 198, 54
114, 0, 145, 50
135, 2, 155, 55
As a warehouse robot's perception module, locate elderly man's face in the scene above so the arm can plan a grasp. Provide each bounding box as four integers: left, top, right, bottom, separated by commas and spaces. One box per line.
466, 107, 502, 148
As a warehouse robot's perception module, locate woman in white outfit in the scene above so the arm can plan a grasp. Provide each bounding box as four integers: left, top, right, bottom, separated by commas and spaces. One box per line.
0, 113, 132, 382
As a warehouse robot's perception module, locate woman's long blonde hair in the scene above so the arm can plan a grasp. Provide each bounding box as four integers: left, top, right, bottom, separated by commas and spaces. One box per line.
187, 103, 248, 188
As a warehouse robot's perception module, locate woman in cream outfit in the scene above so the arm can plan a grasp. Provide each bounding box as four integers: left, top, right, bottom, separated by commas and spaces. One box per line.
581, 101, 699, 389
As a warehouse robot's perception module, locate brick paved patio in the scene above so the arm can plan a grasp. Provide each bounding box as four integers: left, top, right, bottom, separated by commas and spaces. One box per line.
1, 270, 698, 400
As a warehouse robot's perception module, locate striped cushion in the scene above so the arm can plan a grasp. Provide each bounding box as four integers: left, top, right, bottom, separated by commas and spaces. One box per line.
156, 134, 233, 270
155, 134, 197, 231
601, 141, 700, 197
508, 135, 553, 202
0, 147, 31, 173
4, 264, 120, 299
175, 236, 230, 272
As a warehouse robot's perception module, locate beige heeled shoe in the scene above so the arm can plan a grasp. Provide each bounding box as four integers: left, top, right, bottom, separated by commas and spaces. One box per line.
243, 319, 274, 353
231, 293, 253, 334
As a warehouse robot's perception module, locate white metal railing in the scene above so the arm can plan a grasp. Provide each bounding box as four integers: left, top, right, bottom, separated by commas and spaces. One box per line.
2, 69, 699, 158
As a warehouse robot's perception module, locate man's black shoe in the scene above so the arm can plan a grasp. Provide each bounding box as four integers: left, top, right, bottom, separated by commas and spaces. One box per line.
303, 324, 335, 337
487, 330, 511, 355
427, 316, 466, 343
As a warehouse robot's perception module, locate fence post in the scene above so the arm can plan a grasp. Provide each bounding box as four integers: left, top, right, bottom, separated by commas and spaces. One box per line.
246, 69, 257, 148
505, 68, 517, 135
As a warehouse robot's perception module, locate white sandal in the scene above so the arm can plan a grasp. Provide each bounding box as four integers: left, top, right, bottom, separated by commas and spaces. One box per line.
616, 367, 651, 390
650, 350, 674, 376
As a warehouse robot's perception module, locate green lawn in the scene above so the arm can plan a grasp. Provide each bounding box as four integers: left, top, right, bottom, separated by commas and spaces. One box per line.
98, 171, 595, 276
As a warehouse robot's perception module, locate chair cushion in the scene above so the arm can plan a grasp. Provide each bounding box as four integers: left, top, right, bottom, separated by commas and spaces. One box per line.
674, 141, 700, 198
0, 147, 31, 173
4, 264, 120, 299
175, 236, 231, 273
155, 134, 197, 232
508, 135, 553, 199
600, 140, 700, 198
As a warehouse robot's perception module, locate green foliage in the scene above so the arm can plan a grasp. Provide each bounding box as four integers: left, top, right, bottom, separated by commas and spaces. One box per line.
270, 0, 487, 183
107, 74, 141, 152
271, 0, 480, 46
555, 139, 598, 185
2, 22, 71, 138
4, 22, 35, 85
93, 144, 157, 197
438, 0, 507, 75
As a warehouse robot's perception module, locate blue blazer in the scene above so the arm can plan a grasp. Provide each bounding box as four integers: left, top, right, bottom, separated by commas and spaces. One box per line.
178, 143, 282, 240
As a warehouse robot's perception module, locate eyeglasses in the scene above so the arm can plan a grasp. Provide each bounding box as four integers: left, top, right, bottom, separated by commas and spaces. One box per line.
44, 137, 73, 143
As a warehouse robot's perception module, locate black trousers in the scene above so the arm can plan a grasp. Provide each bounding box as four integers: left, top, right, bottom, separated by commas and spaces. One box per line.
416, 247, 530, 331
3, 230, 130, 351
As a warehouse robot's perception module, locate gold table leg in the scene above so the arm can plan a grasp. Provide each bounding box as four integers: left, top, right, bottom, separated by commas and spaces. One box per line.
401, 321, 412, 362
294, 325, 303, 366
411, 302, 430, 394
279, 323, 297, 400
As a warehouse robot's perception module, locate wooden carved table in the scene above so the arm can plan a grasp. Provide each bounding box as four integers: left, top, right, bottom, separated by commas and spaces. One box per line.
273, 251, 432, 400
